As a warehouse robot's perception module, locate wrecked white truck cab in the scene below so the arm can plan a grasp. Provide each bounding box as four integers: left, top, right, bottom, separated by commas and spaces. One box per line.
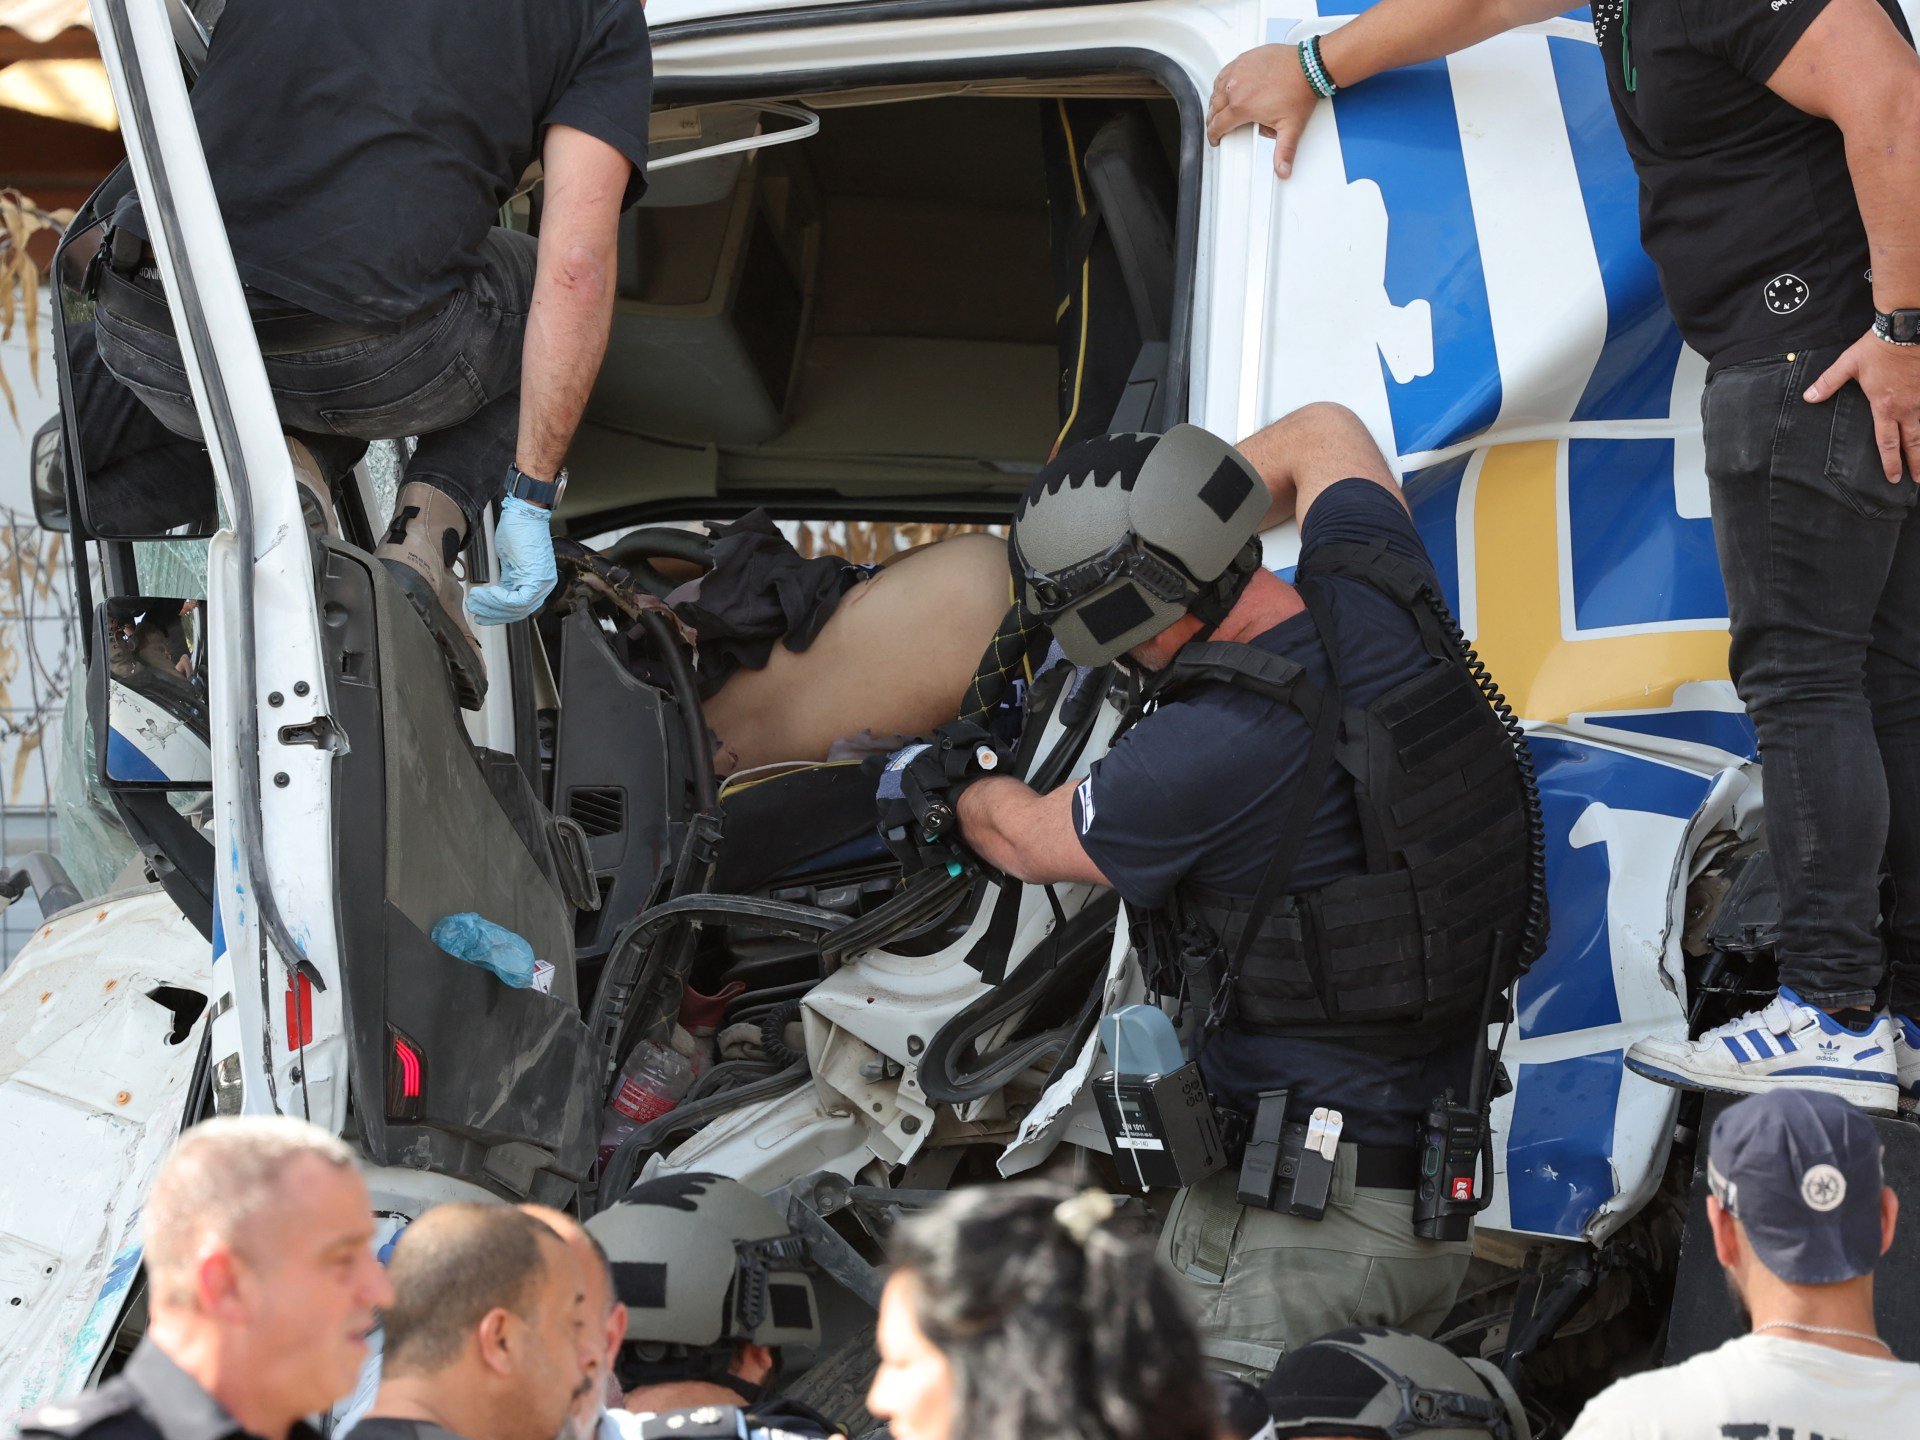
9, 0, 1875, 1424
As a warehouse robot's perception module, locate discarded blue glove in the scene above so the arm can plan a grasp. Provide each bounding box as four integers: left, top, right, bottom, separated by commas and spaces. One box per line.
431, 912, 536, 988
467, 496, 558, 625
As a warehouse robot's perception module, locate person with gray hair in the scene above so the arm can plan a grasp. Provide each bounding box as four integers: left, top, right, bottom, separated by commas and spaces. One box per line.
18, 1116, 392, 1440
349, 1204, 591, 1440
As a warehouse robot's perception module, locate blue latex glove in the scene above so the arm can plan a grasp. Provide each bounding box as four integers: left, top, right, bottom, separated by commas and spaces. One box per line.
467, 495, 558, 625
431, 912, 537, 988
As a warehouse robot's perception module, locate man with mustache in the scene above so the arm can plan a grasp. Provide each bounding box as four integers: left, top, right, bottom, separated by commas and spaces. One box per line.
19, 1118, 393, 1440
349, 1204, 591, 1440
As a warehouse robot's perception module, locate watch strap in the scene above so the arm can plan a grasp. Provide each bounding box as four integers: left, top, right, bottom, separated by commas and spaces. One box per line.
504, 463, 565, 507
1874, 309, 1920, 346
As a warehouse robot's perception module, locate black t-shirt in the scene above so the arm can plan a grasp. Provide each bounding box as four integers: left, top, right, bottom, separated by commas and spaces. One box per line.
1074, 480, 1473, 1148
1594, 0, 1914, 369
121, 0, 653, 326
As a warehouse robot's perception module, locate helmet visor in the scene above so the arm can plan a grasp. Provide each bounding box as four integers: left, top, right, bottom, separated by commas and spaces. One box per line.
1014, 531, 1196, 623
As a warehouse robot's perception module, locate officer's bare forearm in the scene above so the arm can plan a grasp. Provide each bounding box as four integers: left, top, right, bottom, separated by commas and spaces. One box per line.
955, 777, 1110, 887
1237, 402, 1405, 530
517, 126, 628, 482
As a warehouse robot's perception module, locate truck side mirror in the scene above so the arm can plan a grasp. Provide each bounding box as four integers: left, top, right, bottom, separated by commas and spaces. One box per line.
30, 414, 69, 533
89, 597, 212, 792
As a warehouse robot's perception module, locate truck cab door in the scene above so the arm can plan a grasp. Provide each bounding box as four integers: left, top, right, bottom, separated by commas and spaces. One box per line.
87, 0, 598, 1196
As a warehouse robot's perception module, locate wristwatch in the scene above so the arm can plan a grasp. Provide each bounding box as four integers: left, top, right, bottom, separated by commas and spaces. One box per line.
1873, 309, 1920, 346
503, 462, 568, 508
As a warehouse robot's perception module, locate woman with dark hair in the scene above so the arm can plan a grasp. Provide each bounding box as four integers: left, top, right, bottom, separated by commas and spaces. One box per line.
866, 1183, 1220, 1440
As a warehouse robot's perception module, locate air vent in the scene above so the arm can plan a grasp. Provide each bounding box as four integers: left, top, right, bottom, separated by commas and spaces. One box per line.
568, 786, 626, 838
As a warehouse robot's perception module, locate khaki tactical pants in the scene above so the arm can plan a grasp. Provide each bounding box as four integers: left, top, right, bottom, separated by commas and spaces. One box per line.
1159, 1151, 1473, 1378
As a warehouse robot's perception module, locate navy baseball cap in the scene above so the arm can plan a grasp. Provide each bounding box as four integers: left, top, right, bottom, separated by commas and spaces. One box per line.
1707, 1089, 1885, 1285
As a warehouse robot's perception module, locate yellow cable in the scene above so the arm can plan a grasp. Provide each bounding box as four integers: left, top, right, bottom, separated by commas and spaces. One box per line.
1051, 99, 1093, 461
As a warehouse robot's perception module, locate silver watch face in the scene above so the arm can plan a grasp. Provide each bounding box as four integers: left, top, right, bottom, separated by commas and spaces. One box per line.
552, 467, 569, 506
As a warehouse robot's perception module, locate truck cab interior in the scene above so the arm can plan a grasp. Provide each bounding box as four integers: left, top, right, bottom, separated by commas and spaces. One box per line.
54, 68, 1192, 1207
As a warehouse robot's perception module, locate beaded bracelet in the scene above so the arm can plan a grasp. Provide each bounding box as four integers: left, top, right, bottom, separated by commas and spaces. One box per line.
1297, 34, 1339, 99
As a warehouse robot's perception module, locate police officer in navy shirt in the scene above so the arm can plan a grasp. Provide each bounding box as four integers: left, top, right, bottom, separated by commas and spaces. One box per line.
894, 403, 1539, 1373
1206, 0, 1920, 1115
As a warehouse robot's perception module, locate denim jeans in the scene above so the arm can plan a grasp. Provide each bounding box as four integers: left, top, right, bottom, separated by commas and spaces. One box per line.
1704, 344, 1920, 1016
95, 226, 537, 534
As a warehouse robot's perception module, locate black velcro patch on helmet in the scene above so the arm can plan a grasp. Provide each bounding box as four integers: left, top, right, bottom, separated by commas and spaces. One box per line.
768, 1281, 813, 1332
613, 1261, 669, 1309
1078, 583, 1157, 644
1197, 456, 1255, 523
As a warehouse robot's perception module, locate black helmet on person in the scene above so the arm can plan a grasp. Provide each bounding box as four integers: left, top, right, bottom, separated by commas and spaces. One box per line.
587, 1172, 819, 1397
1261, 1327, 1530, 1440
1008, 426, 1269, 665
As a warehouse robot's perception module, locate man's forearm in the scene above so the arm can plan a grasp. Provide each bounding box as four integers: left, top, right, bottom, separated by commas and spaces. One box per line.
1318, 0, 1552, 88
1846, 96, 1920, 313
1237, 401, 1403, 528
954, 776, 1109, 888
516, 235, 616, 481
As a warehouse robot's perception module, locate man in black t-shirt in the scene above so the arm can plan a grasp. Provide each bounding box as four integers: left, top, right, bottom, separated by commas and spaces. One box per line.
905, 404, 1532, 1373
95, 0, 653, 711
1207, 0, 1920, 1114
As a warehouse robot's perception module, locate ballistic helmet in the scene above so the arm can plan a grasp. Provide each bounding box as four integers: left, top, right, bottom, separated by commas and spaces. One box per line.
587, 1172, 820, 1354
1009, 427, 1268, 665
1261, 1327, 1529, 1440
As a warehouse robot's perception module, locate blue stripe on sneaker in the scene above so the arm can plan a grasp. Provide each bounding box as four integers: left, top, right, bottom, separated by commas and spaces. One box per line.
1723, 1035, 1750, 1063
1773, 1065, 1896, 1085
1776, 1030, 1797, 1053
1745, 1029, 1772, 1059
1855, 1046, 1885, 1061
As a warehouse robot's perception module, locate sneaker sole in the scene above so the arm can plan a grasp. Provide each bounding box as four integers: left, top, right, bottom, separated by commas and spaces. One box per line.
1626, 1052, 1899, 1115
380, 557, 487, 711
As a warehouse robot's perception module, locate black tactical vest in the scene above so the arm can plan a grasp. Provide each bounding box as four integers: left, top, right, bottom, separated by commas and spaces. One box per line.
1145, 539, 1545, 1045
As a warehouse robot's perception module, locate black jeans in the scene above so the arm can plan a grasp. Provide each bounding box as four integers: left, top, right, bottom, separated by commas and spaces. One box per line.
95, 226, 536, 534
1704, 344, 1920, 1016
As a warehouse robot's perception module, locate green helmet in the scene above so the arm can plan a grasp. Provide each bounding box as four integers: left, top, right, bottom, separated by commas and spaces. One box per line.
587, 1172, 820, 1353
1009, 426, 1269, 666
1261, 1327, 1530, 1440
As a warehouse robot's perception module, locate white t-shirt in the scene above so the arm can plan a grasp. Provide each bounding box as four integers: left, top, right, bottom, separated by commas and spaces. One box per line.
1565, 1333, 1920, 1440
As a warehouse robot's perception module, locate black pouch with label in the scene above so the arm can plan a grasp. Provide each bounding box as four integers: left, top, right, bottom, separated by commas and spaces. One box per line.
1094, 1060, 1228, 1191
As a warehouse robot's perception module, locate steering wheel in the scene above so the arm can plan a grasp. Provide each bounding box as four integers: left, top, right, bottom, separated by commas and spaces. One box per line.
602, 525, 716, 598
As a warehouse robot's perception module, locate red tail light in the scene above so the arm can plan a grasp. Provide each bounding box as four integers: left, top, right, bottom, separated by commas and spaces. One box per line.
284, 973, 314, 1049
387, 1027, 425, 1120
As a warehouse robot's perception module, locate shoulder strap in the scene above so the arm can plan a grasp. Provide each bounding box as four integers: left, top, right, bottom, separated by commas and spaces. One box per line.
1148, 639, 1315, 712
1299, 537, 1433, 603
1297, 536, 1462, 666
1201, 578, 1344, 1037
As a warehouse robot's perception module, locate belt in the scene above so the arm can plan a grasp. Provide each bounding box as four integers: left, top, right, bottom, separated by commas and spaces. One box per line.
1351, 1144, 1419, 1192
96, 256, 385, 356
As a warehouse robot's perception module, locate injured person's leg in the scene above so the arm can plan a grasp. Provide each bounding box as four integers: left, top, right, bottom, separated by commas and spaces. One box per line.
699, 533, 1012, 774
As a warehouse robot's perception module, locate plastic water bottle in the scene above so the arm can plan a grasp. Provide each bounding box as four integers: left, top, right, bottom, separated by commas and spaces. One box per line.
598, 1039, 694, 1163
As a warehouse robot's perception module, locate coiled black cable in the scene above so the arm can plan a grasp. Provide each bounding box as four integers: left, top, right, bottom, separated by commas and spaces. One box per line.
760, 997, 806, 1069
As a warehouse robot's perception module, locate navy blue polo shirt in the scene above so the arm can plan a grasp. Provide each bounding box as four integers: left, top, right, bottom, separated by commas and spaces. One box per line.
1073, 479, 1475, 1149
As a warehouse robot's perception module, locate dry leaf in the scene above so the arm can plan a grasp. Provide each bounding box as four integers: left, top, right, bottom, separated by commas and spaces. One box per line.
0, 191, 72, 431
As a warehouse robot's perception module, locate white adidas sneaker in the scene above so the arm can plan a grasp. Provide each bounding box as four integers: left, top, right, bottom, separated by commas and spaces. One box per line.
1625, 987, 1898, 1113
1895, 1014, 1920, 1115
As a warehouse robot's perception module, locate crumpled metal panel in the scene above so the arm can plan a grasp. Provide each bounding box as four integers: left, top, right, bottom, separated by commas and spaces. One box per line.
0, 887, 209, 1433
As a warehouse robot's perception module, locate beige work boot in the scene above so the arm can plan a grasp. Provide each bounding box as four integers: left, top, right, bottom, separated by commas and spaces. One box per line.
376, 481, 487, 709
286, 437, 340, 536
